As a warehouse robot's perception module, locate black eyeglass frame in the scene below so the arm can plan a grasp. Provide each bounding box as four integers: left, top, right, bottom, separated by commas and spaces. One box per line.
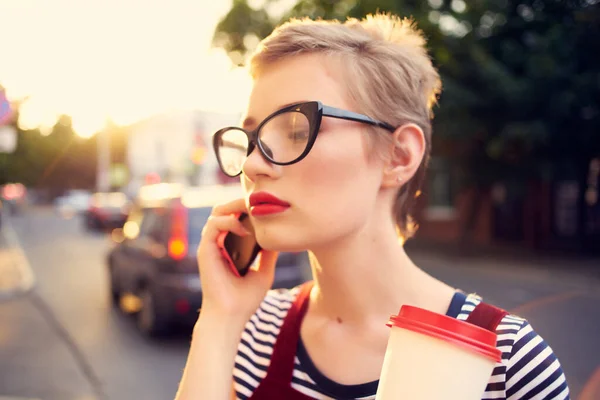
212, 101, 396, 177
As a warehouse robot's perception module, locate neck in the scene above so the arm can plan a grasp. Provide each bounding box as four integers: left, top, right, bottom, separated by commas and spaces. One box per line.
307, 219, 454, 327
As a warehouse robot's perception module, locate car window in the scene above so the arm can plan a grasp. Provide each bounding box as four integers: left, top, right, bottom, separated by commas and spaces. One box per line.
92, 192, 128, 210
186, 207, 212, 253
139, 208, 169, 242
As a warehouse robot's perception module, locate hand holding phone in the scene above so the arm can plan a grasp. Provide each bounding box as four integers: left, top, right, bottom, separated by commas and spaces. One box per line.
217, 213, 262, 277
196, 199, 278, 321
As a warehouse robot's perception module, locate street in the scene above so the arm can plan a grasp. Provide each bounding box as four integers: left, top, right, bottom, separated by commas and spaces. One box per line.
1, 206, 599, 400
0, 207, 191, 400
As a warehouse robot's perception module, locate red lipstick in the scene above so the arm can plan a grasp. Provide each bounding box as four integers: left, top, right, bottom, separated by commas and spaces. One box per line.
249, 192, 290, 216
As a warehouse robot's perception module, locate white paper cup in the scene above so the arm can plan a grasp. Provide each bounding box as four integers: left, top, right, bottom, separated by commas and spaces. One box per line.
376, 305, 501, 400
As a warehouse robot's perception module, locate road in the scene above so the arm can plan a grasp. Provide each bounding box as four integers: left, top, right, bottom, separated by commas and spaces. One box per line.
1, 208, 191, 400
1, 206, 599, 399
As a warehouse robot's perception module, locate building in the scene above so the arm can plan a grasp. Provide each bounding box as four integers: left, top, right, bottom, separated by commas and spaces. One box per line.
413, 157, 600, 255
125, 109, 240, 196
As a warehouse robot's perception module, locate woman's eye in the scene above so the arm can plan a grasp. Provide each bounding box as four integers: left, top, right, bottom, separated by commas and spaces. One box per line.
288, 131, 308, 141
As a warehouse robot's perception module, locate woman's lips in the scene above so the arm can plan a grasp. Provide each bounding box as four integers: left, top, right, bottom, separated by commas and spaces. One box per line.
250, 204, 290, 216
249, 191, 290, 216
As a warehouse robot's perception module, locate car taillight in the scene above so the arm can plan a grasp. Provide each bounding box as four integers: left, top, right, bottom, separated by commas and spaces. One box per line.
90, 205, 105, 216
168, 203, 188, 261
168, 238, 187, 260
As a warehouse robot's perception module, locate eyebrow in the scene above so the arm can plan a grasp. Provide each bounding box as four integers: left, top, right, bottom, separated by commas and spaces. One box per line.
242, 100, 310, 130
242, 116, 256, 129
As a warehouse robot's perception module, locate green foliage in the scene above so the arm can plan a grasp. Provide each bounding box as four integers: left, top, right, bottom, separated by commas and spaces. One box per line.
1, 113, 97, 193
213, 0, 275, 65
1, 100, 130, 193
213, 0, 600, 189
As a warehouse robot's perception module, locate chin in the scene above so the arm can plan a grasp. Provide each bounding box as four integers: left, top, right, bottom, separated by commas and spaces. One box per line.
255, 234, 307, 253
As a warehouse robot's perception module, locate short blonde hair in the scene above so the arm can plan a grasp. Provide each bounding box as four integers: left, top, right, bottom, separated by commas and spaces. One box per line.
249, 13, 442, 240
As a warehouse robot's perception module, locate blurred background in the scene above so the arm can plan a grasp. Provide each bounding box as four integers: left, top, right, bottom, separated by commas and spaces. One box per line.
0, 1, 598, 400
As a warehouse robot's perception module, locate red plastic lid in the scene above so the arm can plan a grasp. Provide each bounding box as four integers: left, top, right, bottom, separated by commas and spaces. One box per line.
387, 305, 502, 363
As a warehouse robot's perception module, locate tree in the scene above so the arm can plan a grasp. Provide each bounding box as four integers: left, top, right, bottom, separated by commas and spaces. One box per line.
433, 0, 600, 247
1, 108, 98, 196
213, 0, 600, 247
213, 0, 276, 66
0, 104, 48, 187
1, 101, 134, 197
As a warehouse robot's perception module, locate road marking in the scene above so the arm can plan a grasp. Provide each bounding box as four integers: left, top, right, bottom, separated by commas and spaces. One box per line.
509, 290, 583, 316
0, 214, 35, 299
579, 366, 600, 400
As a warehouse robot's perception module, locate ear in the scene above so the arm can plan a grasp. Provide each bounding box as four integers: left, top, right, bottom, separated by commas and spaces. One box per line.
381, 123, 426, 189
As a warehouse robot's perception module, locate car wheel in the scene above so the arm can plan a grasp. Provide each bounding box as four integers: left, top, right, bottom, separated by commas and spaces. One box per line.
108, 264, 121, 306
137, 287, 171, 337
83, 215, 94, 231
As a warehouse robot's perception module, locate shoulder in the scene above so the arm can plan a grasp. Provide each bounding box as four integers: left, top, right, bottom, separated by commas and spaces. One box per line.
456, 294, 529, 363
459, 294, 570, 400
247, 286, 301, 336
233, 286, 302, 400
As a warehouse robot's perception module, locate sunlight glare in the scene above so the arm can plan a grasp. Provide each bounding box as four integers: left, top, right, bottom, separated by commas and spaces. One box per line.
0, 0, 246, 137
17, 97, 60, 133
72, 113, 108, 139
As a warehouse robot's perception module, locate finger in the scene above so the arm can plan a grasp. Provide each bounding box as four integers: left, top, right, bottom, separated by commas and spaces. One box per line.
201, 214, 251, 241
211, 198, 247, 217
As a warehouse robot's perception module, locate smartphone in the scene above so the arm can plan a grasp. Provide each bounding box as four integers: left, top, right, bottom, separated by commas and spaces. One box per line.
217, 213, 262, 277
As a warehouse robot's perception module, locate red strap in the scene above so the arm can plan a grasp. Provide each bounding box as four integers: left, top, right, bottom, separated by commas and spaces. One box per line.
264, 281, 314, 384
466, 301, 509, 332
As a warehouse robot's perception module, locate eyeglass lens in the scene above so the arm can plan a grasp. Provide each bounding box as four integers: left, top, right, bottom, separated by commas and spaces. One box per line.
216, 110, 311, 176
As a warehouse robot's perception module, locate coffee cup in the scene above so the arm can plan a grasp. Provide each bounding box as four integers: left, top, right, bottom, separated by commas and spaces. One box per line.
376, 305, 501, 400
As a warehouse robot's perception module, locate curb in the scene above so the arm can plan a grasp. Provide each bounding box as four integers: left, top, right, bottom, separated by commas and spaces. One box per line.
0, 397, 42, 400
0, 213, 36, 302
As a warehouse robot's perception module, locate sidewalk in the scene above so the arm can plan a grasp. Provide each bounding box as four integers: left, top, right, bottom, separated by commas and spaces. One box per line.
403, 239, 600, 309
406, 238, 600, 279
0, 220, 101, 400
0, 294, 99, 400
0, 237, 34, 302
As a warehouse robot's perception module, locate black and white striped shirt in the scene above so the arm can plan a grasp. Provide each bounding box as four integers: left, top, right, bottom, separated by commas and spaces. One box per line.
233, 287, 570, 399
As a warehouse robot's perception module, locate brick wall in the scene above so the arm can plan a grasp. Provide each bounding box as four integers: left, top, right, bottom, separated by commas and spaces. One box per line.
413, 187, 494, 245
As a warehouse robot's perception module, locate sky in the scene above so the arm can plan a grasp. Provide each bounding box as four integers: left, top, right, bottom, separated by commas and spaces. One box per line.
0, 0, 477, 139
0, 0, 255, 137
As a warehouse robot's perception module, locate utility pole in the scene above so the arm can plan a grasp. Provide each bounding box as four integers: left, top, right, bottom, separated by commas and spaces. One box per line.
96, 126, 111, 192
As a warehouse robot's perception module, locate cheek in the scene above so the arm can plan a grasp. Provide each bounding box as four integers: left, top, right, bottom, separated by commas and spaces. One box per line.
301, 132, 360, 185
254, 130, 384, 252
294, 131, 380, 227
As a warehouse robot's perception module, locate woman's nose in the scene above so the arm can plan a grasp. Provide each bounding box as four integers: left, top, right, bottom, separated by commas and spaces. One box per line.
242, 143, 278, 180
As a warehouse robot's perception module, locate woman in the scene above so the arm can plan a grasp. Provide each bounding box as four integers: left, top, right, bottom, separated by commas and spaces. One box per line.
176, 14, 570, 400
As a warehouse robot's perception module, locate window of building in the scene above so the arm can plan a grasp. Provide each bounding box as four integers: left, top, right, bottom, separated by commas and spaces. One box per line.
425, 157, 457, 220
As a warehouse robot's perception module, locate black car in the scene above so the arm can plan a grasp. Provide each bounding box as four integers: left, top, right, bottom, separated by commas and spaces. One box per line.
107, 183, 309, 337
84, 192, 130, 231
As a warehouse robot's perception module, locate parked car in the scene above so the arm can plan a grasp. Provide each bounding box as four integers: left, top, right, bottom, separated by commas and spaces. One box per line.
2, 183, 27, 216
107, 183, 308, 337
54, 189, 92, 217
84, 192, 130, 231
